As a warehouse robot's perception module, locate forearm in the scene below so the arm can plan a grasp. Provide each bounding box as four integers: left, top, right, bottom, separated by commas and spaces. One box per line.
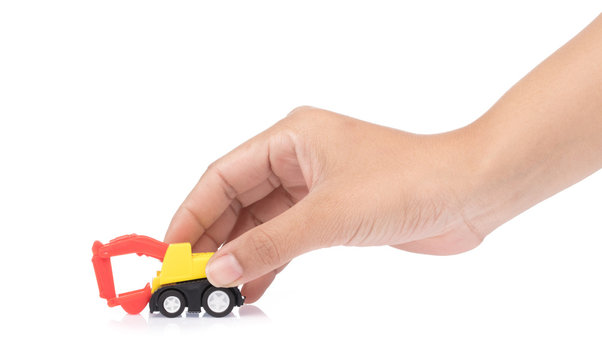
465, 14, 602, 235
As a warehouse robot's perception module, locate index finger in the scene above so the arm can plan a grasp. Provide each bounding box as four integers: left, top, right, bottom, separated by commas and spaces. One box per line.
164, 132, 278, 246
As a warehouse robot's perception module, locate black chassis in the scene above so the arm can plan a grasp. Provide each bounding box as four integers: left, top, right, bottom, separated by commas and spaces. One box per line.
149, 278, 244, 314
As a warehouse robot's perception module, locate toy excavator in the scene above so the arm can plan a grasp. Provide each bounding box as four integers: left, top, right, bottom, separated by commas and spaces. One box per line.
92, 234, 244, 317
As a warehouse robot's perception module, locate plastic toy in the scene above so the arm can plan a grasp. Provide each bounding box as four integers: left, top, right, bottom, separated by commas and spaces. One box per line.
92, 234, 244, 317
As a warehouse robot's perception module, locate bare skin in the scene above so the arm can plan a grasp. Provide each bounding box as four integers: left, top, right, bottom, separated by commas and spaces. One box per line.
165, 14, 602, 303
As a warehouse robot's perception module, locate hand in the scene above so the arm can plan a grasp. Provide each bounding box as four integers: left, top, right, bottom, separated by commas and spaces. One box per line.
164, 106, 485, 302
165, 15, 602, 303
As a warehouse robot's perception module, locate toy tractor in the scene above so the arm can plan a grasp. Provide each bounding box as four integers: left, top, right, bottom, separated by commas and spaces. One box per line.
92, 234, 244, 317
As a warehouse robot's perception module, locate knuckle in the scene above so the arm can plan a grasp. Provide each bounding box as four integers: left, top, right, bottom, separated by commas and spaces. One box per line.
283, 106, 325, 125
205, 159, 221, 173
250, 227, 282, 266
279, 106, 333, 138
205, 160, 237, 201
284, 106, 350, 133
287, 105, 316, 117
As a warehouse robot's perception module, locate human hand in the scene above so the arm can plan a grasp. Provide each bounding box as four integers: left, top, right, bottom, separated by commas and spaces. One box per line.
165, 15, 602, 304
164, 106, 485, 302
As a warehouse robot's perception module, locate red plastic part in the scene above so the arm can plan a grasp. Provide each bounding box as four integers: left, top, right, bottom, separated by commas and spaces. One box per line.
108, 284, 152, 315
92, 234, 169, 314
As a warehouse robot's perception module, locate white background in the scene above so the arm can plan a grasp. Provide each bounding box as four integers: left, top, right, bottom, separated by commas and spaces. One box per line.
1, 1, 601, 359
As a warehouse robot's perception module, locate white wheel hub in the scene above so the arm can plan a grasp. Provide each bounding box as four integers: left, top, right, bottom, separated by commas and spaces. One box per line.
163, 295, 182, 313
207, 290, 230, 313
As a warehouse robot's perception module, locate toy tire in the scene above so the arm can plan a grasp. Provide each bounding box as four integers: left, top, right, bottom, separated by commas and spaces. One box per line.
202, 287, 235, 317
158, 290, 186, 318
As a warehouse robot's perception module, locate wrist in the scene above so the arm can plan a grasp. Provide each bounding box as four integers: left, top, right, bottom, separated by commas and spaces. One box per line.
456, 114, 560, 238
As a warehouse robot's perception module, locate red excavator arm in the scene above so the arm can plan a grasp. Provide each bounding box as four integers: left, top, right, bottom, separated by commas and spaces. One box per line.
92, 234, 169, 314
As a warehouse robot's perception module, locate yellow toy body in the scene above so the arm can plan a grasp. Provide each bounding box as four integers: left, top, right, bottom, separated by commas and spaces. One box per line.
151, 243, 214, 292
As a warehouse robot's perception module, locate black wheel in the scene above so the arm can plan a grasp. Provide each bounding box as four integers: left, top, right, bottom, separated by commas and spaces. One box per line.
202, 287, 235, 317
158, 290, 186, 318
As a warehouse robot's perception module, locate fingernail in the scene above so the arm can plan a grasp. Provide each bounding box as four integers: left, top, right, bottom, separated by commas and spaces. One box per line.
206, 254, 243, 286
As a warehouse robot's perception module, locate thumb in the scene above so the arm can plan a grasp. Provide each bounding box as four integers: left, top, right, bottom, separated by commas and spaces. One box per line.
205, 193, 338, 287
